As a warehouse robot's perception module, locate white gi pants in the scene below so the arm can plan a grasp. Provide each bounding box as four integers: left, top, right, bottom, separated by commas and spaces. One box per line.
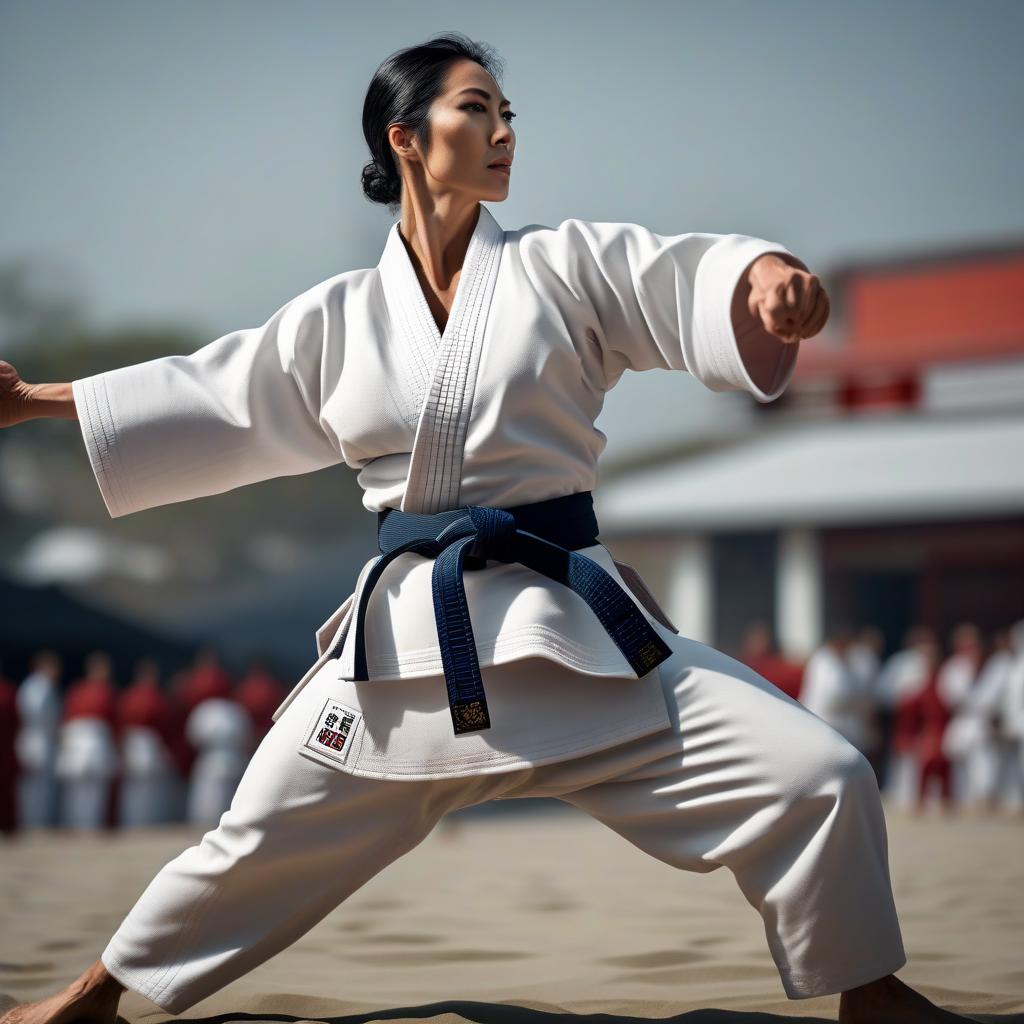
100, 651, 906, 1013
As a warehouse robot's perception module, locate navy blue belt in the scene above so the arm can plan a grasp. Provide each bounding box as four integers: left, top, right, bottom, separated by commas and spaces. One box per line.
331, 491, 673, 736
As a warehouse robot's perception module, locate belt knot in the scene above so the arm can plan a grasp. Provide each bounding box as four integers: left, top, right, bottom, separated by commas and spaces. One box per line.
467, 506, 516, 559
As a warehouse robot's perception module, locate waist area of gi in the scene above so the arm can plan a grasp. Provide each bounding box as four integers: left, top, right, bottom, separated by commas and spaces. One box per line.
337, 490, 673, 736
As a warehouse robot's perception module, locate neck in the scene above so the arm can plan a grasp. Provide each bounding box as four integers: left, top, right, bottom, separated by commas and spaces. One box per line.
398, 196, 481, 292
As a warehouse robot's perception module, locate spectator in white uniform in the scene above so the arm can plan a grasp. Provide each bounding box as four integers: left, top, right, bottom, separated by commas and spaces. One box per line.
118, 659, 178, 828
185, 689, 252, 826
15, 650, 63, 829
801, 626, 878, 759
56, 652, 119, 831
847, 625, 884, 692
936, 622, 984, 805
943, 629, 1013, 811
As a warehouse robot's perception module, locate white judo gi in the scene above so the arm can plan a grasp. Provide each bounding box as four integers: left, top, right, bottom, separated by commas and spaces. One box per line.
70, 204, 905, 1009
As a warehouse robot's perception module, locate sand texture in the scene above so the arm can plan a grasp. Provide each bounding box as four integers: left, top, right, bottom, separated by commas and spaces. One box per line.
1, 802, 1022, 1022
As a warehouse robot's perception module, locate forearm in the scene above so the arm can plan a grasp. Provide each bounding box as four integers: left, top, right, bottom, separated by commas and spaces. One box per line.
24, 381, 78, 421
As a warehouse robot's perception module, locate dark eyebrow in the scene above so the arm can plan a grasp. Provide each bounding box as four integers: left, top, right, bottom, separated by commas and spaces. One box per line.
456, 87, 511, 108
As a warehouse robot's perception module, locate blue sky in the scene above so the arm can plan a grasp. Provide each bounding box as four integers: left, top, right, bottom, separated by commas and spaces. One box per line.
2, 0, 1022, 459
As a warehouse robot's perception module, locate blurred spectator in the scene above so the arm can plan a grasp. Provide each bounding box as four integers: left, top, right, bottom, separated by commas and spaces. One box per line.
943, 629, 1013, 811
185, 692, 251, 826
846, 625, 886, 780
165, 669, 195, 822
117, 658, 178, 827
877, 626, 936, 809
0, 662, 19, 837
56, 651, 119, 831
235, 658, 287, 753
899, 639, 953, 814
180, 646, 235, 713
738, 620, 804, 700
180, 646, 249, 826
801, 625, 878, 760
847, 625, 884, 691
936, 623, 984, 803
1000, 620, 1024, 814
14, 650, 63, 829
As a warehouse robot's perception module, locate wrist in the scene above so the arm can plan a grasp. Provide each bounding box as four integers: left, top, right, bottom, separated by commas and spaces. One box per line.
25, 381, 78, 421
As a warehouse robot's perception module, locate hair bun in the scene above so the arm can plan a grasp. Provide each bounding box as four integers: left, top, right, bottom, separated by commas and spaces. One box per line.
361, 160, 398, 206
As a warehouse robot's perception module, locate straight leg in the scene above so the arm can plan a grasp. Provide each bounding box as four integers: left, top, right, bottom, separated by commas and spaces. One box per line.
98, 661, 511, 1015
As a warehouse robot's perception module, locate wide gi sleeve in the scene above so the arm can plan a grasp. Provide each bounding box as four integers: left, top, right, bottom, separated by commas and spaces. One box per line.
532, 219, 809, 401
71, 286, 346, 518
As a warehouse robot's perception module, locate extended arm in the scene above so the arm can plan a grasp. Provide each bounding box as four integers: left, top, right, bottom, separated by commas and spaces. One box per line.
2, 282, 348, 518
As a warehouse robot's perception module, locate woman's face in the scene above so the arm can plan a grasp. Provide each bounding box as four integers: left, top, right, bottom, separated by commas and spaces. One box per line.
396, 58, 516, 203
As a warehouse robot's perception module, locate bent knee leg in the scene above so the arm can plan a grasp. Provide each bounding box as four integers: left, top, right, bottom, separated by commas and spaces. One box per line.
789, 719, 880, 815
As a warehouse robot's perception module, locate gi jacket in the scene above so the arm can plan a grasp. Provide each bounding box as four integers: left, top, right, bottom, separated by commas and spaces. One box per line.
72, 204, 805, 779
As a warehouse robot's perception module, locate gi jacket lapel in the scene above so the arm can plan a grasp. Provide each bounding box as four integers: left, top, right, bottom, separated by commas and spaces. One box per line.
377, 203, 505, 514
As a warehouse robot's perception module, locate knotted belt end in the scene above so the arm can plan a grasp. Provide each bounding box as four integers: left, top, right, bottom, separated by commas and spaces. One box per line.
451, 697, 491, 734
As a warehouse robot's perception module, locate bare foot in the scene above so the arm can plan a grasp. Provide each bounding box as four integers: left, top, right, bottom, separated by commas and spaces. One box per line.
0, 960, 124, 1024
840, 973, 978, 1023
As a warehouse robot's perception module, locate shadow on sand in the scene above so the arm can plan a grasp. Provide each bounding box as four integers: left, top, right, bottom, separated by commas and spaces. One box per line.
156, 998, 1024, 1024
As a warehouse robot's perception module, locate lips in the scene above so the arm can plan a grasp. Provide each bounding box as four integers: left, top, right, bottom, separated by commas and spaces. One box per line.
488, 158, 512, 168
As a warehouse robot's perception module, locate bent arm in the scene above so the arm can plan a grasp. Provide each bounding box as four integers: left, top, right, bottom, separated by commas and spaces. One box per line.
523, 220, 810, 401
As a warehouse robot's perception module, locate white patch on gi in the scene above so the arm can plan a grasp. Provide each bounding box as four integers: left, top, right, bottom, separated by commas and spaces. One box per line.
299, 695, 363, 771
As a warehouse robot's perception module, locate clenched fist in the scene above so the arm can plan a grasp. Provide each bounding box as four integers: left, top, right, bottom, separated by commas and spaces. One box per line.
0, 360, 34, 429
746, 253, 830, 344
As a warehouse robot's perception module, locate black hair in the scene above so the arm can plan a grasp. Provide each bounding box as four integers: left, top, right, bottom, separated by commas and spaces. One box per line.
360, 32, 505, 212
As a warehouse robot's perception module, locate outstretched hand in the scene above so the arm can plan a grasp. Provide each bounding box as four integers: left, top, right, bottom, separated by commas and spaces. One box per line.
0, 359, 36, 429
746, 253, 830, 344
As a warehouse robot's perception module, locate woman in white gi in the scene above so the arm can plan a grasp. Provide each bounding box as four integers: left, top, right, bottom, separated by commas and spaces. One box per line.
0, 32, 977, 1024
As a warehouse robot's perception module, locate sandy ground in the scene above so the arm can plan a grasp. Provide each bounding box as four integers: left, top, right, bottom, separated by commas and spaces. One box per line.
1, 800, 1022, 1023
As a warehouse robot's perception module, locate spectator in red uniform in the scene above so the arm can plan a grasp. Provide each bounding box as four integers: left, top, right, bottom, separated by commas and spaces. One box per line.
738, 620, 805, 700
57, 651, 119, 830
179, 646, 235, 713
165, 670, 195, 822
117, 658, 177, 827
898, 640, 954, 813
235, 658, 287, 753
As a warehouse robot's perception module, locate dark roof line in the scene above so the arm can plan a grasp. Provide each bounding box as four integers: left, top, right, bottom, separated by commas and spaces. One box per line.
827, 234, 1024, 280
